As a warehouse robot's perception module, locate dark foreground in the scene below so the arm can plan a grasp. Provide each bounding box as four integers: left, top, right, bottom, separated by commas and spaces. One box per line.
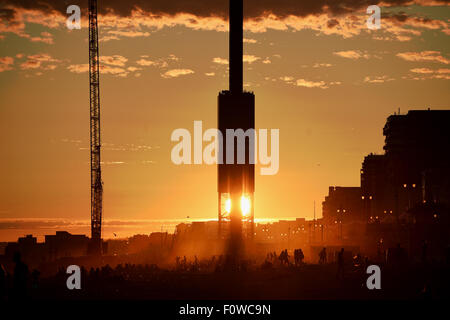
23, 262, 450, 300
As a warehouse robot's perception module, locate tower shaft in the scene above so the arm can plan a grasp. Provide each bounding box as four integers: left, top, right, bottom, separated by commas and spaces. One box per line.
229, 0, 243, 94
218, 0, 255, 242
89, 0, 103, 254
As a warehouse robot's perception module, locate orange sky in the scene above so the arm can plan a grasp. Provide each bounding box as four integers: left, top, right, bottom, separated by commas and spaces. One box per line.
0, 1, 449, 240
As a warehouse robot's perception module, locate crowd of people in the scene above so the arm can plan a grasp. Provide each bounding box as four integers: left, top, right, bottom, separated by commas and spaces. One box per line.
1, 243, 450, 300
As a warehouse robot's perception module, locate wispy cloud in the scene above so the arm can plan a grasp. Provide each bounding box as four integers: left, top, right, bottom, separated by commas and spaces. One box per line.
100, 30, 151, 42
295, 79, 328, 89
244, 55, 260, 64
244, 38, 258, 44
279, 76, 294, 82
136, 58, 156, 66
20, 54, 60, 70
396, 51, 450, 64
1, 1, 448, 47
100, 55, 128, 67
407, 67, 450, 80
136, 54, 179, 69
364, 75, 395, 83
161, 68, 195, 78
279, 76, 339, 89
411, 67, 450, 74
67, 64, 89, 74
313, 63, 333, 68
0, 56, 14, 72
333, 50, 370, 60
212, 57, 228, 65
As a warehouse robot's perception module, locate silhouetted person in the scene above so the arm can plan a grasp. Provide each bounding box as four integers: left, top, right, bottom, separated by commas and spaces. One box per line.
278, 251, 284, 265
298, 249, 304, 265
319, 248, 327, 264
284, 250, 290, 265
12, 252, 29, 300
337, 248, 345, 279
294, 249, 304, 266
279, 249, 289, 266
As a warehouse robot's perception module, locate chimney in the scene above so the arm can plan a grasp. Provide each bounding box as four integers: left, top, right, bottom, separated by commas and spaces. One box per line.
229, 0, 243, 94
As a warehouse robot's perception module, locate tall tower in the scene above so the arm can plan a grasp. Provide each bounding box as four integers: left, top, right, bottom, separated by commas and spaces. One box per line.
218, 0, 255, 243
88, 0, 103, 255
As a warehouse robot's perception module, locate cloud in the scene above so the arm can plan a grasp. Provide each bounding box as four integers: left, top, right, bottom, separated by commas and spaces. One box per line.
100, 65, 129, 76
396, 51, 450, 64
243, 54, 260, 64
410, 68, 435, 74
67, 64, 89, 74
411, 67, 450, 74
161, 68, 194, 78
67, 63, 129, 77
2, 1, 448, 46
211, 54, 260, 65
107, 30, 150, 38
364, 75, 395, 83
127, 66, 143, 72
0, 8, 61, 43
244, 38, 258, 44
205, 72, 215, 76
100, 55, 128, 67
3, 1, 449, 21
135, 54, 179, 68
213, 57, 228, 65
0, 56, 14, 72
279, 75, 340, 89
136, 58, 156, 66
279, 76, 294, 82
100, 30, 151, 41
100, 35, 120, 42
295, 78, 328, 89
20, 54, 60, 70
333, 50, 370, 59
407, 67, 450, 80
313, 63, 333, 68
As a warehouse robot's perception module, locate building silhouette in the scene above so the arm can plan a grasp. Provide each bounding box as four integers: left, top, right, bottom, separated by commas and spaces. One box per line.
383, 109, 450, 217
322, 186, 363, 224
361, 153, 392, 222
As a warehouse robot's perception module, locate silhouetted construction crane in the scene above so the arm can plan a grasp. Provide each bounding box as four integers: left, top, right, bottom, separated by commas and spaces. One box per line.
88, 0, 103, 255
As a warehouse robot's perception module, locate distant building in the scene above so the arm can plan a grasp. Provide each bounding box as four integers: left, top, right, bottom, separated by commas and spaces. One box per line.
5, 235, 46, 264
45, 231, 89, 260
361, 154, 393, 222
322, 186, 363, 224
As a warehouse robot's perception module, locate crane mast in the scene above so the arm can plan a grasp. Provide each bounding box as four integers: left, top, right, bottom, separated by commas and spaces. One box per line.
88, 0, 103, 255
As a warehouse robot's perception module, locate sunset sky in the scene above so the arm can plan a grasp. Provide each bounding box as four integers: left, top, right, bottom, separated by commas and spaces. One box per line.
0, 0, 449, 240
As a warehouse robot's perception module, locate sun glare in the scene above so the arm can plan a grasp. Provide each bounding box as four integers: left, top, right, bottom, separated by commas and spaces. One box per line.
241, 196, 251, 217
225, 198, 232, 214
